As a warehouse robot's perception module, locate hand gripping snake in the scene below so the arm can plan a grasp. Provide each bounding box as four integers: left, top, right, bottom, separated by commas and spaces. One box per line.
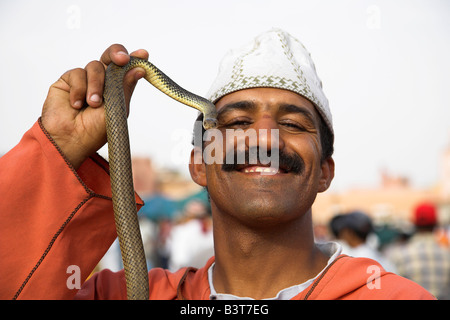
104, 57, 217, 300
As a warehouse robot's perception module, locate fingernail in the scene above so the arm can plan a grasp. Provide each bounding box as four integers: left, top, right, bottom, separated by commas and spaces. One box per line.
117, 51, 128, 56
90, 94, 101, 103
73, 100, 83, 108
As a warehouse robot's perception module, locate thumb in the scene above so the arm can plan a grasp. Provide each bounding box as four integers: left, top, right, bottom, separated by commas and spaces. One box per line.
123, 67, 146, 112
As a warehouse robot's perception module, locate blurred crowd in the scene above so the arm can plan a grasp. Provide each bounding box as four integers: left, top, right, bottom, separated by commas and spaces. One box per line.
98, 157, 214, 274
99, 190, 214, 272
316, 202, 450, 299
97, 157, 450, 300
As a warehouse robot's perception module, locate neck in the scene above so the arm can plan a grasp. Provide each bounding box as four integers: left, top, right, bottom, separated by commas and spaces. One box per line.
211, 207, 328, 299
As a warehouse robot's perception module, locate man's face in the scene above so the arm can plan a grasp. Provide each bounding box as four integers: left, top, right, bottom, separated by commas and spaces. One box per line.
190, 87, 334, 227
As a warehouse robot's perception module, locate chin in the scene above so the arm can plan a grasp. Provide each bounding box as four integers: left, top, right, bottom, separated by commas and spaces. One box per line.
216, 195, 311, 229
207, 169, 318, 228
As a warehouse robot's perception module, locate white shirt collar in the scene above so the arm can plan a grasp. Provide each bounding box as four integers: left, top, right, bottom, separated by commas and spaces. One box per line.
208, 241, 342, 300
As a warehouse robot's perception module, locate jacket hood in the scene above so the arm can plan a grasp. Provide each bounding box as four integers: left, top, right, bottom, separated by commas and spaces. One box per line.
176, 255, 433, 300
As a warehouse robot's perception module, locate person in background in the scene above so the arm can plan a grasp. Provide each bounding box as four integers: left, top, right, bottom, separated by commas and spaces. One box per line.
388, 202, 450, 299
330, 211, 396, 273
166, 200, 214, 271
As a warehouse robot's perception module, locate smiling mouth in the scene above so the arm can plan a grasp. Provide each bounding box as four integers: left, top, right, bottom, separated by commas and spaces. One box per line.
234, 164, 288, 175
221, 148, 304, 175
242, 166, 279, 174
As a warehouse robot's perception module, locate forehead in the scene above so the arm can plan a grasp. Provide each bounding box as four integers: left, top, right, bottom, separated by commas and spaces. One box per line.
215, 87, 318, 118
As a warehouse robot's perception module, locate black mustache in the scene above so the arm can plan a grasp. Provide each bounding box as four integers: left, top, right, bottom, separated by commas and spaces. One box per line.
221, 147, 305, 175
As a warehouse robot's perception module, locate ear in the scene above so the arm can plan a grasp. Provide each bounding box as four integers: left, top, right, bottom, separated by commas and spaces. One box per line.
189, 147, 207, 187
318, 157, 335, 193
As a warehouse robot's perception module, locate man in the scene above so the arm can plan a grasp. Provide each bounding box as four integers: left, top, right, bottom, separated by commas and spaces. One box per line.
388, 202, 450, 299
0, 29, 434, 299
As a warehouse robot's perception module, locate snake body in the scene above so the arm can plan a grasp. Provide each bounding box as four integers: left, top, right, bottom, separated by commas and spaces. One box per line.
104, 57, 217, 300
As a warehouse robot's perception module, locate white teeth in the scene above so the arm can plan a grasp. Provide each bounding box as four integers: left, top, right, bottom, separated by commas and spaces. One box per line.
243, 167, 279, 174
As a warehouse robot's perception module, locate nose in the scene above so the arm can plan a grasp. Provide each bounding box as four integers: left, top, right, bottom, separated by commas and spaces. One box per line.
249, 116, 285, 152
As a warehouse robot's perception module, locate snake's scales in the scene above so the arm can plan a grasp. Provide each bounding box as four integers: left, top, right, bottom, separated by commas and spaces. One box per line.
104, 57, 217, 300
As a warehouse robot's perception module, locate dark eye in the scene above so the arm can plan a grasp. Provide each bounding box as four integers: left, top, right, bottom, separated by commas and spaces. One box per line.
280, 120, 306, 132
224, 119, 252, 129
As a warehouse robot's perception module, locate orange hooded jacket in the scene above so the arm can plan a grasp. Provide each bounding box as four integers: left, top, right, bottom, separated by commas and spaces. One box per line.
0, 120, 435, 300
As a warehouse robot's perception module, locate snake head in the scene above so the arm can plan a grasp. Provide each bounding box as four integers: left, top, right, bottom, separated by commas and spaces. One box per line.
203, 117, 218, 130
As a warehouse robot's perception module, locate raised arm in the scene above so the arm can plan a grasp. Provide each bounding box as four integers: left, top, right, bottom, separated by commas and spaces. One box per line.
0, 45, 147, 299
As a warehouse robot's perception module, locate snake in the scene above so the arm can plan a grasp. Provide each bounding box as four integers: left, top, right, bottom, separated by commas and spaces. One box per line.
103, 56, 218, 300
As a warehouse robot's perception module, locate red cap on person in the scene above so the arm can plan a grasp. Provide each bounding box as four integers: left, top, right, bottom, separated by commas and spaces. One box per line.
413, 202, 437, 227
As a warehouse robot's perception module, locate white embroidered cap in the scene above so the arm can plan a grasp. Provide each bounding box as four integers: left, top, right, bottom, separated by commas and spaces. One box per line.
206, 28, 333, 134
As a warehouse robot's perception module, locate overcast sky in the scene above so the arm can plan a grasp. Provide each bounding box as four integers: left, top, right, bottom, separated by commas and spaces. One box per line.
1, 0, 449, 192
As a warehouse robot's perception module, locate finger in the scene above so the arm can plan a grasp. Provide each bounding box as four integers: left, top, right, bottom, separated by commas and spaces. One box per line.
122, 50, 149, 103
85, 60, 105, 107
100, 43, 130, 68
124, 65, 146, 87
123, 68, 145, 111
130, 49, 149, 60
99, 45, 150, 113
61, 68, 87, 109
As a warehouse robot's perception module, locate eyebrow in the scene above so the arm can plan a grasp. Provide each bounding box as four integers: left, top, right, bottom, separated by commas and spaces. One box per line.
217, 101, 256, 120
278, 103, 317, 125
